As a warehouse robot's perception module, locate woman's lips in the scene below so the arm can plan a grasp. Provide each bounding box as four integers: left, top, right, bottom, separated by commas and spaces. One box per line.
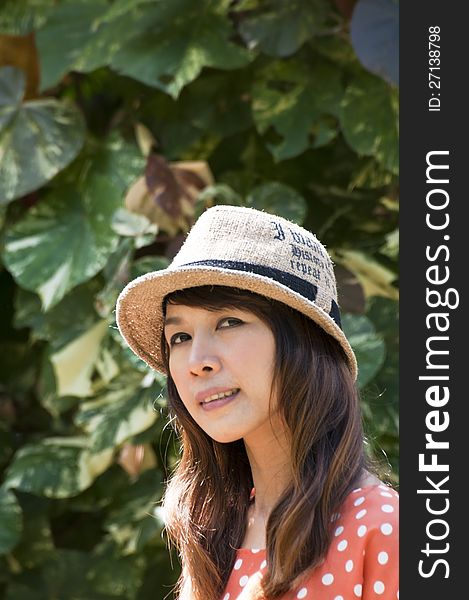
199, 389, 240, 411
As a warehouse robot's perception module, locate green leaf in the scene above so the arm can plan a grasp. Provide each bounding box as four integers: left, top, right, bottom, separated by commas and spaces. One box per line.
2, 181, 121, 310
0, 0, 51, 35
0, 487, 22, 554
14, 279, 103, 351
340, 72, 398, 174
109, 0, 251, 98
238, 0, 332, 57
342, 313, 385, 389
4, 438, 114, 498
76, 134, 146, 194
0, 66, 85, 204
36, 0, 251, 97
246, 182, 307, 224
35, 0, 111, 91
74, 377, 161, 452
252, 60, 343, 160
0, 130, 144, 310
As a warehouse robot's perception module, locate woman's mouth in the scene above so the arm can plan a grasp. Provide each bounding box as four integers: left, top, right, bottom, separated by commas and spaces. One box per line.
200, 388, 240, 411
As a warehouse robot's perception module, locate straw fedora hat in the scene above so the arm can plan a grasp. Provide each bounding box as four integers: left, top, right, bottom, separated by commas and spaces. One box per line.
116, 205, 357, 379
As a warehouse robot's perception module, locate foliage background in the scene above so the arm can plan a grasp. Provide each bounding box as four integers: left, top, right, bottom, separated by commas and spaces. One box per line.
0, 0, 398, 598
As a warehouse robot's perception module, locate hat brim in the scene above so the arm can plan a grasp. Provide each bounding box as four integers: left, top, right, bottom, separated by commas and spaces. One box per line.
116, 265, 358, 380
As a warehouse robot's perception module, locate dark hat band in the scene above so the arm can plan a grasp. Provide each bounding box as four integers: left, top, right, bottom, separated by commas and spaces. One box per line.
184, 259, 342, 328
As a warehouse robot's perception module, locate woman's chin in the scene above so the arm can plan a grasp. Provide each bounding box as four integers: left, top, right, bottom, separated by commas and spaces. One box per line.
210, 432, 244, 444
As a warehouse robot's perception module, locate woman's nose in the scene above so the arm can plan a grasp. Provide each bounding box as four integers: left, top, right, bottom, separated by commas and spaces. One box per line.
188, 337, 222, 376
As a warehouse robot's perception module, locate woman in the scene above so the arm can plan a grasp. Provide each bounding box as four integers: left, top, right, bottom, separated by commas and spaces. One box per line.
116, 205, 399, 600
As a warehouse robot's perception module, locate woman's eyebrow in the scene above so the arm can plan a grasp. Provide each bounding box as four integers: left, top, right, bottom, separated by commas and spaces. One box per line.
164, 316, 182, 327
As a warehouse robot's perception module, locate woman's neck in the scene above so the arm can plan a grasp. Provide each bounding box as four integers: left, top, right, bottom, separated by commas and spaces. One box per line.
241, 423, 292, 548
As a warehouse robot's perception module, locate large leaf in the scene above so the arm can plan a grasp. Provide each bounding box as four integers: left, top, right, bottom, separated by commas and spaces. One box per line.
74, 377, 161, 452
36, 0, 251, 98
35, 0, 110, 91
110, 0, 251, 98
340, 72, 398, 174
0, 487, 22, 554
238, 0, 332, 57
2, 135, 144, 311
4, 438, 113, 498
2, 183, 120, 309
252, 59, 343, 161
351, 0, 399, 86
0, 66, 85, 204
342, 313, 385, 389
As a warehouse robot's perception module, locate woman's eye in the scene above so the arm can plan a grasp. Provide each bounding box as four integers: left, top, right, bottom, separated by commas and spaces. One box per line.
218, 318, 242, 328
170, 332, 190, 346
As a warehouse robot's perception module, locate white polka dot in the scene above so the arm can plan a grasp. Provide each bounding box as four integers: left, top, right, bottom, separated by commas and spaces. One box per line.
331, 512, 341, 522
374, 581, 385, 594
337, 539, 348, 551
346, 559, 354, 572
355, 509, 367, 519
234, 558, 243, 570
379, 485, 388, 490
251, 548, 260, 553
239, 575, 249, 587
378, 551, 389, 565
322, 573, 334, 585
380, 491, 392, 497
352, 487, 362, 493
260, 559, 267, 569
223, 594, 230, 600
381, 523, 393, 535
334, 526, 344, 536
397, 591, 399, 599
357, 525, 367, 537
354, 496, 365, 506
381, 504, 394, 513
335, 597, 344, 600
297, 588, 308, 599
354, 584, 363, 597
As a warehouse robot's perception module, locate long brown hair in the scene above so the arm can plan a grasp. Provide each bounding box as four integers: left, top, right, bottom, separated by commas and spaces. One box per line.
161, 286, 367, 600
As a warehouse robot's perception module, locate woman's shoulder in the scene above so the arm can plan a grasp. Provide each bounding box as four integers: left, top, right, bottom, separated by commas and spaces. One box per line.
338, 481, 399, 534
293, 482, 399, 599
221, 482, 399, 600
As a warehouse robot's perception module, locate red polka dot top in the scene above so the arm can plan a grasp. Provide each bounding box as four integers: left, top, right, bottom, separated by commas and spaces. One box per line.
221, 483, 399, 600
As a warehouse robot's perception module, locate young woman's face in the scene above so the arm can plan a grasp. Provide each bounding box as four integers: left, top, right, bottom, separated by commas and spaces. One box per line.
164, 303, 280, 444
